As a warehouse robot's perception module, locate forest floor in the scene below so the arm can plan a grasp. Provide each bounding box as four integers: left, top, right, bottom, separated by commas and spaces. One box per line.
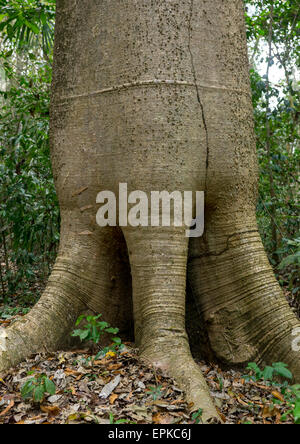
0, 313, 297, 425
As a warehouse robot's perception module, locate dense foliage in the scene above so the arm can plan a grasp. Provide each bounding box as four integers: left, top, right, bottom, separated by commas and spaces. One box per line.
0, 1, 299, 312
246, 0, 299, 304
0, 0, 57, 305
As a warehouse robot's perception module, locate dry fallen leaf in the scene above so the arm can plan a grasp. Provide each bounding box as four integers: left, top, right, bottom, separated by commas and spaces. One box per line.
109, 393, 118, 405
69, 385, 77, 395
0, 345, 295, 425
271, 391, 285, 402
152, 413, 173, 424
99, 375, 121, 399
107, 363, 123, 371
64, 368, 80, 376
41, 405, 61, 418
262, 404, 280, 418
0, 400, 15, 416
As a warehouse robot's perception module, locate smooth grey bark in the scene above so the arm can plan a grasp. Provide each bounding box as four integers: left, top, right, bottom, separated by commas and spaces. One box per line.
1, 0, 299, 422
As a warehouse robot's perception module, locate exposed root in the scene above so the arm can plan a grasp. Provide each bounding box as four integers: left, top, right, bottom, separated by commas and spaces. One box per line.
0, 255, 87, 374
0, 293, 83, 374
189, 226, 300, 382
141, 345, 221, 423
0, 225, 134, 374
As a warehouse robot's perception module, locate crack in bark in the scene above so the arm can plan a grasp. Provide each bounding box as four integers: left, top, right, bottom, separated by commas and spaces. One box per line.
188, 0, 209, 188
188, 230, 259, 260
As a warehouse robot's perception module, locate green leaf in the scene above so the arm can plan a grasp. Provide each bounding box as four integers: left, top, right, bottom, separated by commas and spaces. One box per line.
71, 329, 90, 341
112, 337, 122, 345
75, 315, 85, 326
33, 385, 45, 403
24, 20, 40, 35
291, 385, 300, 397
21, 380, 34, 399
272, 363, 293, 380
97, 321, 109, 330
79, 330, 90, 341
44, 378, 56, 395
293, 400, 300, 423
106, 327, 119, 334
109, 413, 115, 424
262, 366, 275, 380
246, 362, 262, 378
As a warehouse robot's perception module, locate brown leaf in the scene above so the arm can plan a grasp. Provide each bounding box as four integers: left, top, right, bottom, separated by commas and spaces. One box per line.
69, 385, 77, 395
262, 404, 280, 418
41, 405, 61, 418
153, 413, 173, 424
0, 400, 14, 416
64, 368, 80, 376
125, 391, 133, 401
109, 393, 118, 405
271, 391, 285, 402
93, 359, 109, 366
236, 396, 250, 407
29, 415, 43, 421
107, 363, 123, 371
216, 407, 226, 423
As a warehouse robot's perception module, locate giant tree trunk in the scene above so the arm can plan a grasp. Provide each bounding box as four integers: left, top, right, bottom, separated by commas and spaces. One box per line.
1, 0, 299, 422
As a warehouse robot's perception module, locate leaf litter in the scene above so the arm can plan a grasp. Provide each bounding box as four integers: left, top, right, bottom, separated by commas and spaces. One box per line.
0, 346, 297, 424
0, 315, 297, 425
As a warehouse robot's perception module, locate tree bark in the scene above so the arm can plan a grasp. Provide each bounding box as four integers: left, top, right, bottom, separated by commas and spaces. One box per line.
187, 0, 300, 380
0, 0, 299, 421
